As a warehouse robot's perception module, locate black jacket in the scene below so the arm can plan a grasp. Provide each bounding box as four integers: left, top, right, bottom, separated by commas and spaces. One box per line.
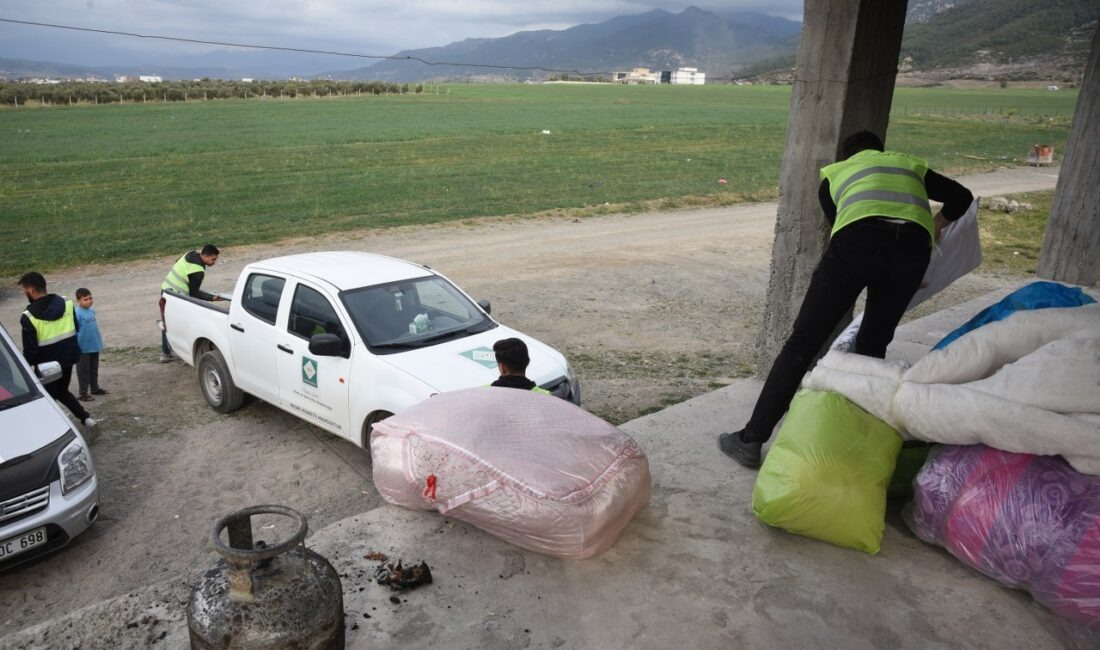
20, 293, 81, 367
183, 250, 216, 300
491, 375, 537, 390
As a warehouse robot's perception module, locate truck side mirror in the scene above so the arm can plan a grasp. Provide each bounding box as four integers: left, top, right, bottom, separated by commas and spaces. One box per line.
309, 333, 346, 358
36, 360, 63, 385
477, 299, 491, 315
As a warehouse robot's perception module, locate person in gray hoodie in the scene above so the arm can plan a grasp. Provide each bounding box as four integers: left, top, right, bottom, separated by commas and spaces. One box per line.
18, 272, 98, 439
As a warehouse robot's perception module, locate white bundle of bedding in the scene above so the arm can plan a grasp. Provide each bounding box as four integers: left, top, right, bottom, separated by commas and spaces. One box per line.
805, 305, 1100, 474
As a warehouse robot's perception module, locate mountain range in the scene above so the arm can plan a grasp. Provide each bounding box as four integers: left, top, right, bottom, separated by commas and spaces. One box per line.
331, 8, 801, 82
1, 1, 1096, 84
0, 7, 799, 82
742, 0, 1096, 82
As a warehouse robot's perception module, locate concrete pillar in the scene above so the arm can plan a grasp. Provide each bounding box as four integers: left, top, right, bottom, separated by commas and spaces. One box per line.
756, 0, 909, 373
1037, 24, 1100, 286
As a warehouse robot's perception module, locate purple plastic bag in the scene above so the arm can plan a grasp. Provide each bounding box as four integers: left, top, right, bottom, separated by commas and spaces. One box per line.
906, 445, 1100, 632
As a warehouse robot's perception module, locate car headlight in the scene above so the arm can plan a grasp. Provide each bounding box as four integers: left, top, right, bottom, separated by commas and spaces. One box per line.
58, 437, 94, 495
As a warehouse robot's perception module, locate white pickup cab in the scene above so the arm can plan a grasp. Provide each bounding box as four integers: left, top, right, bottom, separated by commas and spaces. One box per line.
163, 252, 578, 448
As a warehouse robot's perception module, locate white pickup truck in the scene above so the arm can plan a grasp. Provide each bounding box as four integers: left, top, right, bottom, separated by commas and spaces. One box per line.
163, 251, 578, 448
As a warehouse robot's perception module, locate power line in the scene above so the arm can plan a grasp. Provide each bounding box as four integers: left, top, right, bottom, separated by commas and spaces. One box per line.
0, 17, 613, 77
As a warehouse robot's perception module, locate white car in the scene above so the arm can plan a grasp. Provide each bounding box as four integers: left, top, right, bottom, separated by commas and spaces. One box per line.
0, 323, 99, 571
163, 251, 579, 448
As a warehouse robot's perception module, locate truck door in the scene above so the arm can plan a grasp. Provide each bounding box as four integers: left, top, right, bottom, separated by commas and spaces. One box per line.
230, 272, 286, 404
275, 281, 352, 439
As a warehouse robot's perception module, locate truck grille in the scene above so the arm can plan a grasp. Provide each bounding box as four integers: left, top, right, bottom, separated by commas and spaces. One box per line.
0, 485, 50, 523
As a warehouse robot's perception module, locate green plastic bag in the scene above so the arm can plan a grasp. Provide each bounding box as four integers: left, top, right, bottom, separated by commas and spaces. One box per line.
752, 390, 902, 554
887, 441, 935, 501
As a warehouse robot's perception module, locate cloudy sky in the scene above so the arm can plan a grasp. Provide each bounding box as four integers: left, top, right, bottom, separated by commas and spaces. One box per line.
0, 1, 803, 67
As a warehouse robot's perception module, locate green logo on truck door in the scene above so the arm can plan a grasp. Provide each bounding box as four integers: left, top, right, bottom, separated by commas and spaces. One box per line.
302, 356, 318, 387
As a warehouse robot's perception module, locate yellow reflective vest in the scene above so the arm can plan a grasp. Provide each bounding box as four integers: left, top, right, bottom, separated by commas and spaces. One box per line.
162, 253, 205, 294
820, 150, 934, 243
24, 300, 76, 346
485, 381, 552, 395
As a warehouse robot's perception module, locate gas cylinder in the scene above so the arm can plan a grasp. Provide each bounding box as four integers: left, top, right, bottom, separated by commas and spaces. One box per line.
187, 505, 344, 649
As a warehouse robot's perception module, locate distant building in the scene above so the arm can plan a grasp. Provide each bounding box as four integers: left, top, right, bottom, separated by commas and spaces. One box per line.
241, 78, 254, 83
139, 75, 163, 83
614, 68, 659, 84
660, 67, 705, 85
115, 75, 131, 83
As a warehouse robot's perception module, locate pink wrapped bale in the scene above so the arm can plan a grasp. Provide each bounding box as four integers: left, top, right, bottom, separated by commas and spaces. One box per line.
371, 387, 651, 560
906, 445, 1100, 632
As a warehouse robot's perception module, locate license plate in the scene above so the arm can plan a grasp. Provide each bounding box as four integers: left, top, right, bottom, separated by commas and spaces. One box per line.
0, 527, 47, 561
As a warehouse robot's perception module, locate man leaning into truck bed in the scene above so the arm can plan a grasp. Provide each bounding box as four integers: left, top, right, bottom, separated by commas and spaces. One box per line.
159, 244, 220, 363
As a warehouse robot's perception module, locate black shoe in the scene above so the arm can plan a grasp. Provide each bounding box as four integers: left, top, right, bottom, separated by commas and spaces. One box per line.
90, 387, 108, 395
718, 430, 762, 469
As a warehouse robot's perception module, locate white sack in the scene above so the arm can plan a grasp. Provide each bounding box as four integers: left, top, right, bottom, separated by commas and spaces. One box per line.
806, 304, 1100, 474
370, 387, 651, 559
907, 198, 982, 310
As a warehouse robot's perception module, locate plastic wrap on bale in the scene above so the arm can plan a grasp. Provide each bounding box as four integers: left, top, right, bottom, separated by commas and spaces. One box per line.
370, 387, 651, 560
906, 445, 1100, 637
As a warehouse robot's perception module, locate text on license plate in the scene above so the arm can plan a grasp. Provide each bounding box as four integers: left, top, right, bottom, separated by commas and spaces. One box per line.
0, 527, 47, 560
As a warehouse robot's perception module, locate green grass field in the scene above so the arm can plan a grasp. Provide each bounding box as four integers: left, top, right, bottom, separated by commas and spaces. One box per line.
978, 190, 1055, 276
0, 84, 1077, 276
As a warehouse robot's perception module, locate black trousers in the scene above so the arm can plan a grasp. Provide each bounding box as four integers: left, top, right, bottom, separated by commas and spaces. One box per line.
77, 352, 100, 395
743, 218, 932, 443
45, 363, 90, 422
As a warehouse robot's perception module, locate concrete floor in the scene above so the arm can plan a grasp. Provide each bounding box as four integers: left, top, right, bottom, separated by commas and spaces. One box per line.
4, 286, 1082, 650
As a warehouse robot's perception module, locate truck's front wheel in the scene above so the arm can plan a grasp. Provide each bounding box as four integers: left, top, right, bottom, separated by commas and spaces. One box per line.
362, 411, 394, 448
198, 349, 245, 414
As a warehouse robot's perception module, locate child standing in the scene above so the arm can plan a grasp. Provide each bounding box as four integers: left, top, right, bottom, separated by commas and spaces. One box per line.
74, 288, 108, 401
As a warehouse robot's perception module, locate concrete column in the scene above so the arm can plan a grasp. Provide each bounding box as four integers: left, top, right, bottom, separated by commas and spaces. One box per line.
756, 0, 909, 373
1037, 24, 1100, 286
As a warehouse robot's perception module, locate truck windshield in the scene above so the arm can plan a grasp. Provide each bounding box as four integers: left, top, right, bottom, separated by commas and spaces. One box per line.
341, 275, 496, 353
0, 331, 41, 411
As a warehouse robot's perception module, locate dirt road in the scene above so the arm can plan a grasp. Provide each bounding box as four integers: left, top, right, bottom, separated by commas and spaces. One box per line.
0, 166, 1056, 635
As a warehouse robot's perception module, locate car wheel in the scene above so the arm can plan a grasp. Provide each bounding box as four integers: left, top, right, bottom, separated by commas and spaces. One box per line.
198, 349, 245, 414
362, 410, 394, 447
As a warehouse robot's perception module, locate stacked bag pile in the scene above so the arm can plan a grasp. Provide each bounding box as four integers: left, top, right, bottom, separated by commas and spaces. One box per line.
751, 281, 1100, 637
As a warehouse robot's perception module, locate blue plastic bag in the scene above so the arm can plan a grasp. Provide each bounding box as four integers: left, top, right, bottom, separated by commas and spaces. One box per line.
933, 281, 1096, 350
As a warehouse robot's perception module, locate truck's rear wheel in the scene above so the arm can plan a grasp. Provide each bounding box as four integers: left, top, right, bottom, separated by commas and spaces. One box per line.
198, 349, 245, 414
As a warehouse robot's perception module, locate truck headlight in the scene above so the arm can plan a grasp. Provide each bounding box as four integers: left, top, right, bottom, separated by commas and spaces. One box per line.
58, 438, 94, 495
565, 362, 580, 405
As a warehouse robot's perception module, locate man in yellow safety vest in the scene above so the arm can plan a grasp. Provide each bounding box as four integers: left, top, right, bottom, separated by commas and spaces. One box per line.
491, 338, 551, 394
719, 130, 973, 469
159, 244, 220, 362
18, 272, 98, 440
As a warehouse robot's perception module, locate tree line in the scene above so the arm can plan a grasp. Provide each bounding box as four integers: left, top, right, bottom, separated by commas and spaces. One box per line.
0, 79, 424, 107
